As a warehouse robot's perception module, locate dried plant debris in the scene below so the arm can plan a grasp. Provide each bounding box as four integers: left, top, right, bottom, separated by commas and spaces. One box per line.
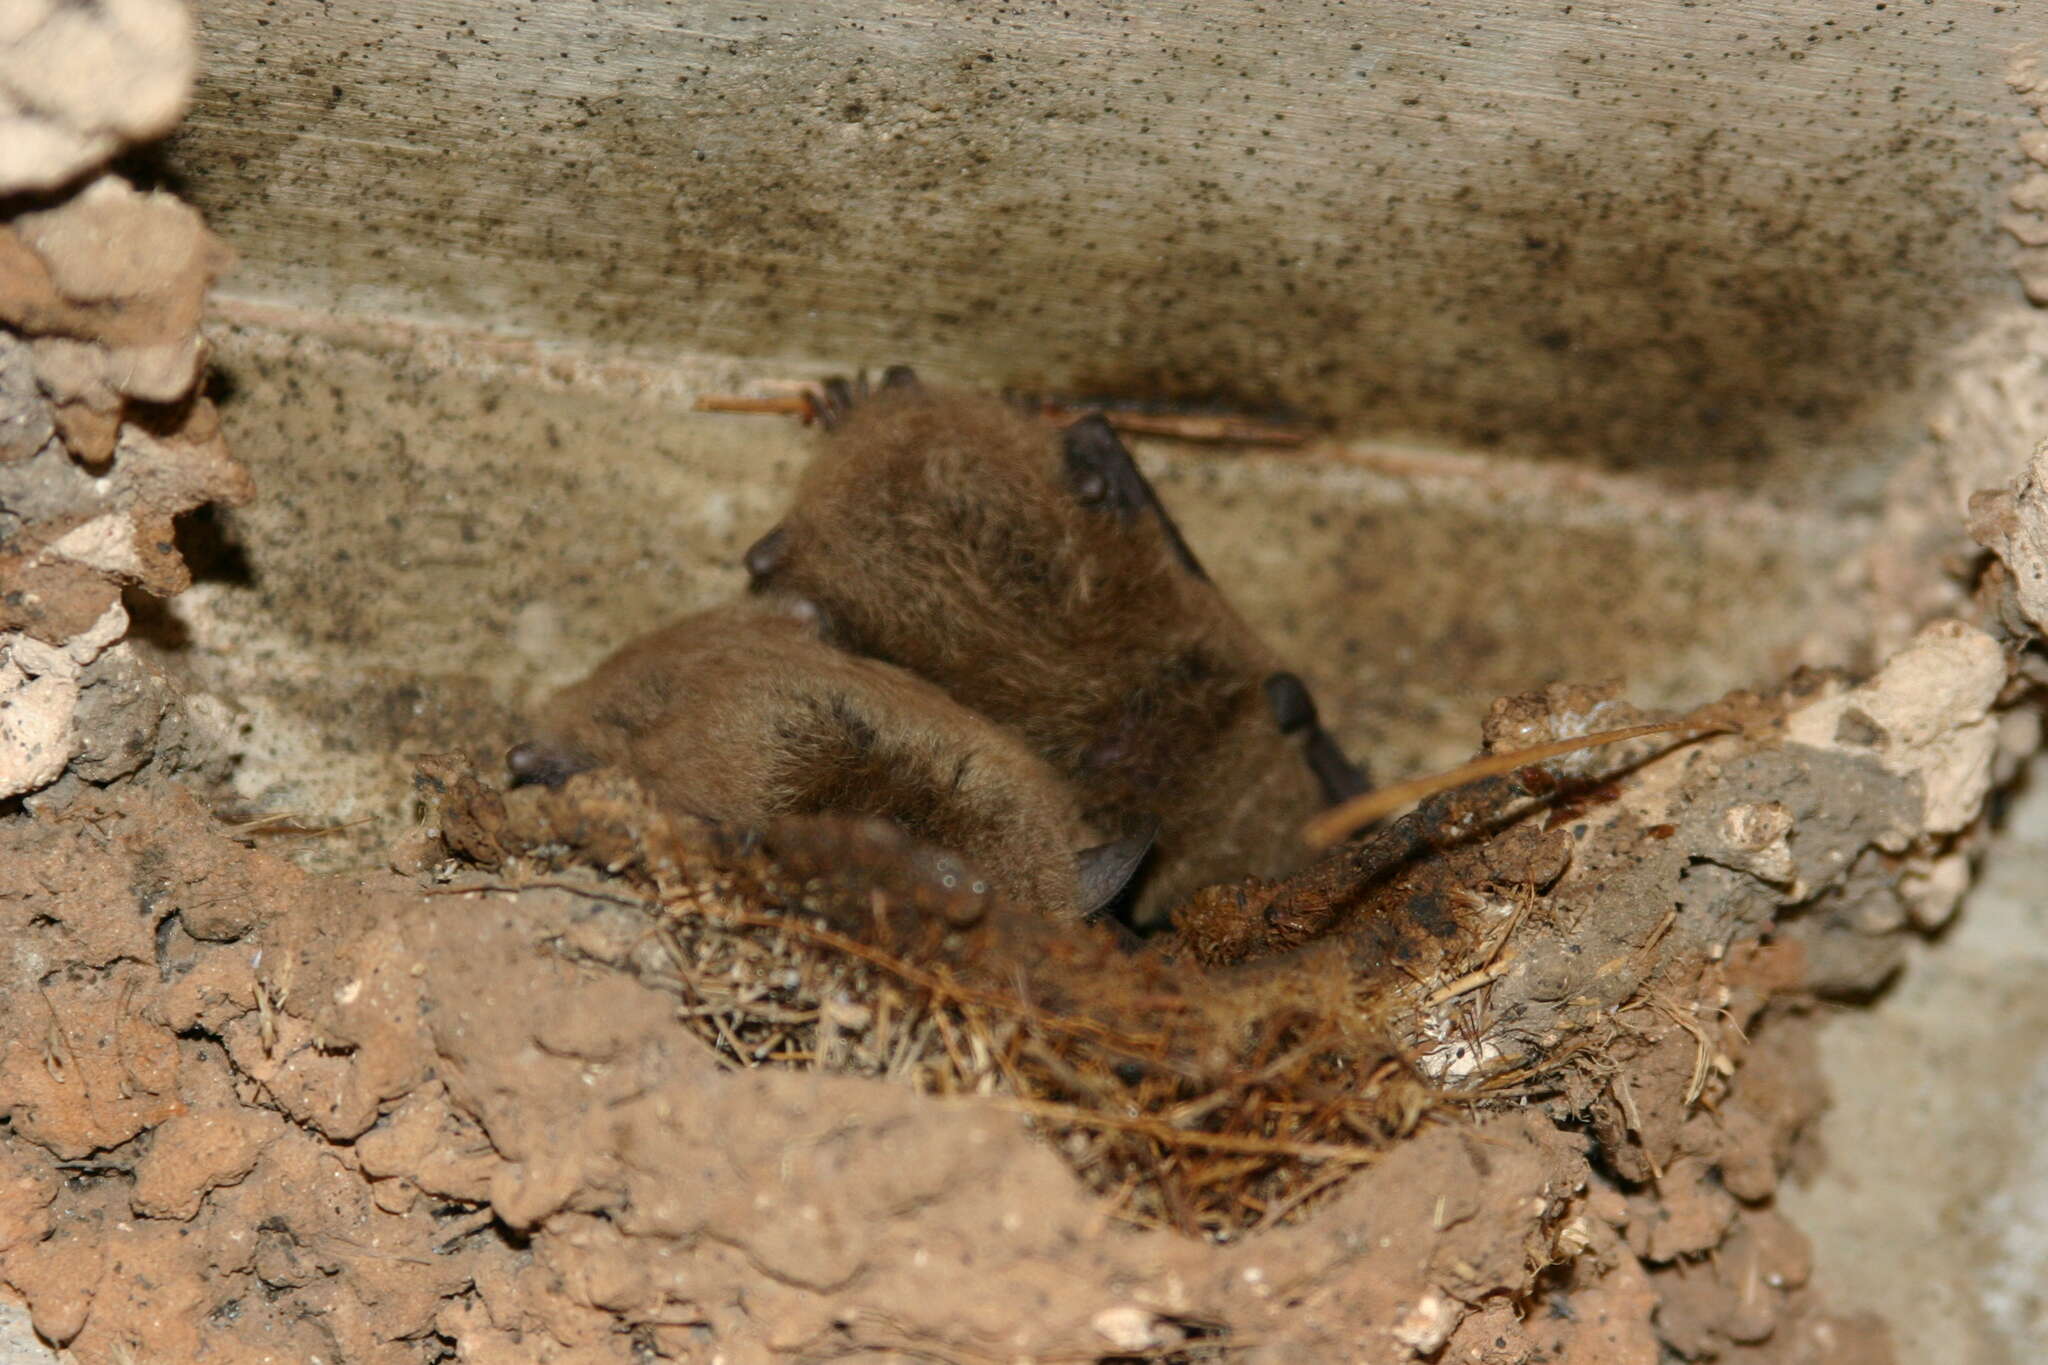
418, 755, 1429, 1241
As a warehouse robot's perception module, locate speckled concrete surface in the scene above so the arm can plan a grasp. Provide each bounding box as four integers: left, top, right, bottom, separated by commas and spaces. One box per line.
147, 1, 2034, 494
1782, 764, 2048, 1365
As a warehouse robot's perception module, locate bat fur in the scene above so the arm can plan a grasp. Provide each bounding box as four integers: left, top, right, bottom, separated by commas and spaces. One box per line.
743, 383, 1367, 922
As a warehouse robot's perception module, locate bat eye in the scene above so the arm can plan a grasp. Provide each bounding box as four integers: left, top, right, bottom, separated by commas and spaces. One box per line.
1263, 672, 1316, 733
1061, 415, 1145, 517
744, 526, 788, 582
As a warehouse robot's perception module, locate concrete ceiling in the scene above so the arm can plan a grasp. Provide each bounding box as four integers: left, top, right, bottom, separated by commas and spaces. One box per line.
155, 1, 2037, 491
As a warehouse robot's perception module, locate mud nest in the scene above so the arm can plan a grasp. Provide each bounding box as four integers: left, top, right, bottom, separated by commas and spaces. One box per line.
416, 755, 1441, 1241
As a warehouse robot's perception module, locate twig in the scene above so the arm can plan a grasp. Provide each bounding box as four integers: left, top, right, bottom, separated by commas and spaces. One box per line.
1303, 719, 1726, 849
694, 393, 814, 418
694, 390, 1315, 446
217, 810, 374, 839
1421, 957, 1516, 1009
1252, 1163, 1354, 1233
434, 1209, 499, 1253
1028, 404, 1312, 447
1655, 999, 1716, 1107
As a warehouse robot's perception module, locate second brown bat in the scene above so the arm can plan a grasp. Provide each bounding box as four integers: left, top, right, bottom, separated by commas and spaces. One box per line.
507, 598, 1152, 919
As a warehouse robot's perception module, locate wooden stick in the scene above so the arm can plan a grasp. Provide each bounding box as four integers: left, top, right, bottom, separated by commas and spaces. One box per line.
1421, 957, 1516, 1009
693, 390, 1314, 446
694, 393, 813, 417
1302, 719, 1727, 850
1030, 406, 1313, 447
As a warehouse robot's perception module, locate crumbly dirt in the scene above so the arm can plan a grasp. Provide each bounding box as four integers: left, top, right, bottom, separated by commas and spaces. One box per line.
0, 0, 193, 196
3, 639, 1975, 1362
1, 170, 248, 803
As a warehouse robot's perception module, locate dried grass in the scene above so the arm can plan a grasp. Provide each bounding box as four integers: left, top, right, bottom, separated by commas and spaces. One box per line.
418, 756, 1627, 1238
650, 879, 1417, 1238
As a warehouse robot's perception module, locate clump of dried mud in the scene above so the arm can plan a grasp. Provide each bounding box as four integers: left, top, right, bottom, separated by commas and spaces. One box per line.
2008, 45, 2048, 304
8, 619, 2014, 1360
0, 0, 194, 195
1, 167, 248, 801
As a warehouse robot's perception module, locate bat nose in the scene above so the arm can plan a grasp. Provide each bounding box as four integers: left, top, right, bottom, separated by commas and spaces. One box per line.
744, 525, 788, 581
505, 740, 591, 788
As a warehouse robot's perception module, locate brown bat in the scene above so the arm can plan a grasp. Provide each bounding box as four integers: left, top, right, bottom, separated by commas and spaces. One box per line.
504, 598, 1151, 918
740, 374, 1368, 925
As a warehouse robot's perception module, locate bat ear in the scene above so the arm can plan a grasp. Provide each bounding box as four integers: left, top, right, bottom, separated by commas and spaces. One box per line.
1263, 671, 1317, 732
505, 741, 596, 789
1306, 729, 1371, 805
1060, 415, 1148, 517
1264, 671, 1372, 804
814, 376, 856, 429
1059, 414, 1211, 580
811, 367, 918, 429
1074, 816, 1159, 919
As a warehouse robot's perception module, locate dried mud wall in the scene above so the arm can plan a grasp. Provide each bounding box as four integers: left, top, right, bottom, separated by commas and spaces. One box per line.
0, 0, 246, 808
1, 544, 2036, 1363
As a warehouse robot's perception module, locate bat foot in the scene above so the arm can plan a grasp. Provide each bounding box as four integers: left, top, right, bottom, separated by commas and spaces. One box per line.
804, 366, 922, 429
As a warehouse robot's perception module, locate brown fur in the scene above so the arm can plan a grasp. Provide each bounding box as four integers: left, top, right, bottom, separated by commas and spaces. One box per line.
745, 388, 1357, 921
518, 599, 1099, 913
